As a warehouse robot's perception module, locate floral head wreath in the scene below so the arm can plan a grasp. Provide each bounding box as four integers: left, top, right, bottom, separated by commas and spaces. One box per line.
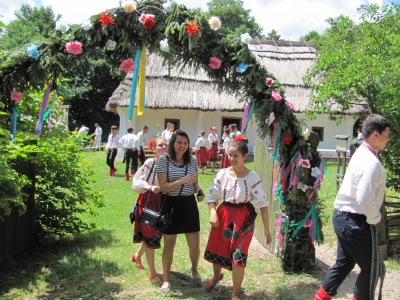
209, 127, 217, 131
147, 139, 154, 148
233, 134, 245, 142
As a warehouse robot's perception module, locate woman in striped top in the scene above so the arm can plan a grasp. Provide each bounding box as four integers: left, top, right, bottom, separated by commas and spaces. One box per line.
157, 130, 205, 293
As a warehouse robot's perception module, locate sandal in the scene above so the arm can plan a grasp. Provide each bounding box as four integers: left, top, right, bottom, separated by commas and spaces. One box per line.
131, 254, 144, 270
161, 282, 171, 292
148, 274, 163, 287
205, 273, 224, 292
191, 271, 202, 287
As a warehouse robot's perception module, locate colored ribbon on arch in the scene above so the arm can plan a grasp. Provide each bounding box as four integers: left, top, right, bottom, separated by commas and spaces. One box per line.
137, 44, 147, 116
10, 105, 20, 139
127, 48, 142, 122
35, 84, 53, 136
242, 101, 254, 134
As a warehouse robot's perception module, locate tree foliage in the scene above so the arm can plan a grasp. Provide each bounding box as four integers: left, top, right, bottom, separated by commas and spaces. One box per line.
266, 29, 281, 41
304, 3, 400, 190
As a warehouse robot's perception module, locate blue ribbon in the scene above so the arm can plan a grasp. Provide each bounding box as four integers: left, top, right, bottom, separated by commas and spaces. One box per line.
127, 49, 142, 122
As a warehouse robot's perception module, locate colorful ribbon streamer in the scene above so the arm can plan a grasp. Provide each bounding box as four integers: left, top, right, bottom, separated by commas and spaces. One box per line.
272, 121, 281, 161
290, 204, 321, 244
128, 49, 142, 122
43, 92, 56, 119
274, 213, 290, 255
10, 105, 20, 139
35, 84, 53, 136
242, 101, 254, 134
137, 44, 146, 116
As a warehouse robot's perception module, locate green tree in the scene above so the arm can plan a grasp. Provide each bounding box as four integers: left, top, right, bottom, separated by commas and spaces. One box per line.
299, 30, 321, 45
266, 29, 281, 40
304, 3, 400, 190
206, 0, 264, 37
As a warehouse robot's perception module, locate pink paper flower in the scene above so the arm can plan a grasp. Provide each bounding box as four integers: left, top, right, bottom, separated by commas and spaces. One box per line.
301, 159, 311, 168
10, 91, 23, 103
286, 101, 295, 111
266, 77, 275, 87
209, 56, 222, 69
65, 41, 83, 55
138, 13, 155, 30
272, 91, 282, 101
120, 58, 135, 74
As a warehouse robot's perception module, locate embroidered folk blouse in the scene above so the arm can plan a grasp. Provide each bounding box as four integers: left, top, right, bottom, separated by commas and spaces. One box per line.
132, 158, 158, 194
206, 168, 269, 214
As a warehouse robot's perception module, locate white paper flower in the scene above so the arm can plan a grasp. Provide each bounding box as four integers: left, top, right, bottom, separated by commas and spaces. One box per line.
159, 38, 169, 52
240, 32, 252, 44
304, 128, 310, 140
81, 20, 91, 31
297, 182, 309, 192
122, 0, 136, 13
208, 16, 221, 30
163, 2, 173, 13
105, 39, 117, 51
267, 112, 275, 126
311, 167, 321, 178
56, 21, 69, 33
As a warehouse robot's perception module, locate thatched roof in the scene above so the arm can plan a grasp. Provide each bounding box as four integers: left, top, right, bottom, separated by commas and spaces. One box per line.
106, 40, 365, 114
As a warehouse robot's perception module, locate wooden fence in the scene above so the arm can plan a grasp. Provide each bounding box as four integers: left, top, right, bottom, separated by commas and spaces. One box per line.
253, 138, 278, 253
0, 152, 36, 264
386, 195, 400, 256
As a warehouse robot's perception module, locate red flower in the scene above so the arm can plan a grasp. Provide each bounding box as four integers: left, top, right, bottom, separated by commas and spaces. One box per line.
139, 14, 155, 30
10, 91, 23, 103
209, 56, 222, 69
233, 134, 245, 142
120, 58, 135, 74
281, 134, 292, 145
147, 139, 154, 148
185, 21, 199, 37
98, 12, 115, 27
266, 77, 275, 87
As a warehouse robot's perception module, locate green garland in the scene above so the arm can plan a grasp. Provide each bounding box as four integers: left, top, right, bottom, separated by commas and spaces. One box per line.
0, 0, 324, 272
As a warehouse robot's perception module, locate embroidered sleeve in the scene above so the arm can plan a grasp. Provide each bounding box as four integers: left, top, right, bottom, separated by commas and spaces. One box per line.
205, 169, 226, 205
249, 171, 269, 213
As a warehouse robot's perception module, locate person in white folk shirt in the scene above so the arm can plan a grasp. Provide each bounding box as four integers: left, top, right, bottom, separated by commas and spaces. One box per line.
195, 130, 211, 174
118, 127, 137, 181
105, 125, 120, 177
315, 114, 391, 300
207, 127, 219, 172
94, 123, 102, 150
136, 125, 149, 167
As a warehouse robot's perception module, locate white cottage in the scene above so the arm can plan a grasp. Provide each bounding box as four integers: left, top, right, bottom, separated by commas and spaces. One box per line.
105, 40, 366, 155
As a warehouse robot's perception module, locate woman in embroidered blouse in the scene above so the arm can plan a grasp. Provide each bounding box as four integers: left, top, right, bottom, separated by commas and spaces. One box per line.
207, 127, 219, 172
221, 129, 232, 168
157, 130, 205, 293
195, 130, 210, 174
131, 137, 167, 287
204, 138, 272, 300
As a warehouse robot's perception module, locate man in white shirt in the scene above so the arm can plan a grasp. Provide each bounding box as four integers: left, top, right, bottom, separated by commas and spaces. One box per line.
94, 123, 102, 150
136, 125, 149, 166
76, 125, 89, 150
356, 128, 363, 145
118, 127, 138, 181
315, 114, 391, 300
161, 123, 171, 139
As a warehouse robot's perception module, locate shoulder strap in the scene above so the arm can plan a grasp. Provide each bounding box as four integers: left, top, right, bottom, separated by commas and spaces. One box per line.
146, 159, 155, 182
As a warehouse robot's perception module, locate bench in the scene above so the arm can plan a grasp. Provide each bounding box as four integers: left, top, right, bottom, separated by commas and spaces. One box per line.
143, 146, 156, 159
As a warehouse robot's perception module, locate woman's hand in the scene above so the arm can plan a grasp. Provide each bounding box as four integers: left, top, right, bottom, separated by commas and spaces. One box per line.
265, 229, 272, 245
209, 211, 219, 227
151, 186, 161, 194
180, 175, 196, 185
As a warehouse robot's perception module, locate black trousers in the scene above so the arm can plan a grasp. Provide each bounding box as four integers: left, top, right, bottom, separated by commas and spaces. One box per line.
138, 146, 146, 166
322, 210, 384, 300
106, 149, 118, 170
125, 149, 139, 173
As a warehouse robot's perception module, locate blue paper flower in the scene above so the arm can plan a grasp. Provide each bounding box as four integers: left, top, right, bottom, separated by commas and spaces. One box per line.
236, 63, 248, 73
26, 44, 39, 60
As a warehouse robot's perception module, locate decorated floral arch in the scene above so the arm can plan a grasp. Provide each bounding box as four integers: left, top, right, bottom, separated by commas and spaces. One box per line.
1, 0, 325, 272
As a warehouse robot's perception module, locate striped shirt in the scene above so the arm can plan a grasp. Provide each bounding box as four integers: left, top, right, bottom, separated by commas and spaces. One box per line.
156, 154, 198, 196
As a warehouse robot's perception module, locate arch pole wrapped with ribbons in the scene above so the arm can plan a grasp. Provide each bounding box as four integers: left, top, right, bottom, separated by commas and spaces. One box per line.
0, 0, 324, 272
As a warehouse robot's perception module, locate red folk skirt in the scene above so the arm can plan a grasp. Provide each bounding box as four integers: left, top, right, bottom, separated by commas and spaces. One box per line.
208, 143, 219, 161
204, 202, 257, 270
220, 152, 231, 168
197, 147, 208, 167
133, 191, 162, 248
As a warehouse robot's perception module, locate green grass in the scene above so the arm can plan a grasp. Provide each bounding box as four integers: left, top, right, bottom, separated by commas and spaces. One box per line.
0, 154, 396, 299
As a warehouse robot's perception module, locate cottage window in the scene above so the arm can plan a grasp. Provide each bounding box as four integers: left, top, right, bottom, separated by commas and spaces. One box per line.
311, 127, 324, 142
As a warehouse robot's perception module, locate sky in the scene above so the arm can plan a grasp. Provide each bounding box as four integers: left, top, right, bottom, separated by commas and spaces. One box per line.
0, 0, 394, 40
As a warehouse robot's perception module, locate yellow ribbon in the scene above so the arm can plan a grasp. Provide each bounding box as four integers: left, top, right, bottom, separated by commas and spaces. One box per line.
137, 44, 146, 116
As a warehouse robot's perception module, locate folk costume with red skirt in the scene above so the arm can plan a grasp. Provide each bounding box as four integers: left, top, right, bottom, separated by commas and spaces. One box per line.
220, 136, 232, 168
195, 137, 210, 167
132, 158, 162, 248
208, 133, 219, 162
204, 168, 269, 270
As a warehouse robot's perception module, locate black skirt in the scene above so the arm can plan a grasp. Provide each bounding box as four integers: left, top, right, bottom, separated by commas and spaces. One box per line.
160, 194, 200, 234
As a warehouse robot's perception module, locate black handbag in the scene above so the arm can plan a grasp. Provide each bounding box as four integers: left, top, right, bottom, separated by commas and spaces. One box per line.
139, 205, 160, 228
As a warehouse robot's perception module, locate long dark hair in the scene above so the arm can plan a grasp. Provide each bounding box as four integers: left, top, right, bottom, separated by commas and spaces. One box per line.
168, 130, 191, 165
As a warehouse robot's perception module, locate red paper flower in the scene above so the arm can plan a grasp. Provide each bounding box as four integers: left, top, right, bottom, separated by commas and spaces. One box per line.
185, 21, 199, 37
138, 13, 155, 30
266, 77, 275, 87
120, 58, 135, 74
281, 134, 292, 145
98, 12, 115, 27
10, 91, 23, 103
65, 41, 83, 55
234, 134, 245, 142
147, 139, 154, 148
209, 56, 222, 69
301, 159, 311, 168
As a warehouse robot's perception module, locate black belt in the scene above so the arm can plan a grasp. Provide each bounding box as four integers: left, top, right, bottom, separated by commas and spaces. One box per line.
335, 209, 367, 221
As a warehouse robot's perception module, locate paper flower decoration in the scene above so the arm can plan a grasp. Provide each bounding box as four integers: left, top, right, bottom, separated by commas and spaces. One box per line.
236, 63, 248, 73
304, 128, 310, 140
163, 2, 173, 13
267, 112, 275, 126
286, 101, 295, 111
240, 32, 252, 44
122, 0, 136, 13
301, 159, 311, 168
105, 39, 117, 51
26, 44, 39, 60
208, 16, 221, 30
65, 41, 83, 55
138, 13, 155, 30
266, 77, 275, 87
272, 91, 282, 101
297, 182, 309, 192
281, 134, 292, 145
81, 20, 91, 31
10, 91, 23, 103
98, 12, 115, 27
185, 21, 199, 37
160, 38, 169, 52
209, 56, 222, 69
311, 167, 321, 178
147, 139, 154, 149
56, 21, 69, 33
120, 58, 135, 74
234, 134, 245, 142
